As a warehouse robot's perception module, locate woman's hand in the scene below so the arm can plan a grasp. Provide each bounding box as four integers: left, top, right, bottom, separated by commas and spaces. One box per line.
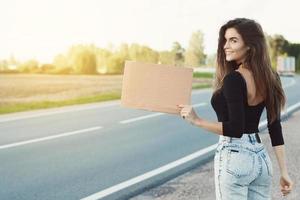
280, 172, 293, 197
177, 104, 200, 125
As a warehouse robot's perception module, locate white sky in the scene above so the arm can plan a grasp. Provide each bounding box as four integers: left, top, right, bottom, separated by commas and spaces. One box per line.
1, 0, 299, 63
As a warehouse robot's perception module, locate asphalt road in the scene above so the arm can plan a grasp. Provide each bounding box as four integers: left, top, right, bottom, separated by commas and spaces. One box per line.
0, 75, 299, 200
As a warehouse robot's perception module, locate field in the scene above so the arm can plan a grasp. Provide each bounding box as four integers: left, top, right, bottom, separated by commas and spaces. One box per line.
0, 74, 213, 114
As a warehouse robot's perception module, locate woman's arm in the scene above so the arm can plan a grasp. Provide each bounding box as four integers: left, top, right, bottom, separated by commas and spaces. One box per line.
177, 104, 223, 135
178, 72, 245, 138
194, 118, 223, 136
273, 145, 288, 174
273, 145, 294, 196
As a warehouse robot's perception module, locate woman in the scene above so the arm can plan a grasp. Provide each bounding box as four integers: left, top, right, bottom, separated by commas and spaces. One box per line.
177, 18, 293, 199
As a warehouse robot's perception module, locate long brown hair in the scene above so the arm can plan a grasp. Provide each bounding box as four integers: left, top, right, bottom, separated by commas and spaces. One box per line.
214, 18, 285, 124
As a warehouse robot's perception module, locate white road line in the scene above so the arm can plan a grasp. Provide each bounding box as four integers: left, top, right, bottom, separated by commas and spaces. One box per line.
0, 101, 119, 123
119, 102, 207, 124
258, 101, 300, 129
120, 113, 165, 124
285, 101, 300, 113
81, 144, 217, 200
193, 102, 208, 107
82, 101, 300, 200
0, 126, 102, 150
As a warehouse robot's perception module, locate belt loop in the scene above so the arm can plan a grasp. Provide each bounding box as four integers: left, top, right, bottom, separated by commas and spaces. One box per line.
248, 134, 253, 144
255, 133, 261, 143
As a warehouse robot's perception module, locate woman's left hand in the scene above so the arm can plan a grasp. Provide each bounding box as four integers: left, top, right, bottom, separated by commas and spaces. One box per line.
280, 172, 293, 197
177, 104, 199, 125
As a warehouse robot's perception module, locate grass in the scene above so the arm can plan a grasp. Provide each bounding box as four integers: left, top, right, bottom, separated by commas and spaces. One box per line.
0, 91, 121, 114
0, 73, 213, 114
192, 83, 212, 89
193, 72, 214, 79
0, 84, 212, 114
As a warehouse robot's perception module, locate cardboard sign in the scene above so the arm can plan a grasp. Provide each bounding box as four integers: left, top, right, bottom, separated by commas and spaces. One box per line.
121, 61, 193, 114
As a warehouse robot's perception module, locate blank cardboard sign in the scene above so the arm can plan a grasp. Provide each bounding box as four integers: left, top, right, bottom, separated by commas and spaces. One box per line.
121, 61, 193, 115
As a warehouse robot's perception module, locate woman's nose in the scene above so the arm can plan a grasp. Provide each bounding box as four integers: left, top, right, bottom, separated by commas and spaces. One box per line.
224, 41, 229, 49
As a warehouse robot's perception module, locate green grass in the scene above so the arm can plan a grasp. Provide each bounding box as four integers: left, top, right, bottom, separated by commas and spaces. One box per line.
0, 82, 213, 115
193, 72, 214, 79
0, 91, 121, 114
192, 83, 212, 89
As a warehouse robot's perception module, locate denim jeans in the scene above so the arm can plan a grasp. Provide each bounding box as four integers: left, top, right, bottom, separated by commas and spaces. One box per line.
214, 133, 273, 200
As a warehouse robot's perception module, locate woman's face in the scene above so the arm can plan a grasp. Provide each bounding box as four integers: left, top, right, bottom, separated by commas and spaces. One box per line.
223, 27, 249, 64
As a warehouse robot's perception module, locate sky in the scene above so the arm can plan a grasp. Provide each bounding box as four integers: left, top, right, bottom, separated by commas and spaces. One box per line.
1, 0, 300, 63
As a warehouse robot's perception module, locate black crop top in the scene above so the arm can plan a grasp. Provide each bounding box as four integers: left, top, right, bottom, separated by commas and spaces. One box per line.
210, 71, 284, 146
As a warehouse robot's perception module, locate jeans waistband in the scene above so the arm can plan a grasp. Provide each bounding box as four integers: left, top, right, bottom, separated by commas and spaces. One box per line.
219, 133, 261, 144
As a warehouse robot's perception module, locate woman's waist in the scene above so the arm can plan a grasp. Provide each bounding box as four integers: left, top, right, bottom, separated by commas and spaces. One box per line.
220, 132, 260, 140
218, 133, 264, 152
220, 132, 261, 143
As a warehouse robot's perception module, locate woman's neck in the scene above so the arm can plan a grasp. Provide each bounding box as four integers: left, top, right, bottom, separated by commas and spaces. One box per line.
237, 62, 248, 70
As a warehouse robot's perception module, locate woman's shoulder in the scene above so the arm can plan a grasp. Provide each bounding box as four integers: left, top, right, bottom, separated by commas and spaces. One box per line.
223, 70, 245, 86
222, 71, 247, 97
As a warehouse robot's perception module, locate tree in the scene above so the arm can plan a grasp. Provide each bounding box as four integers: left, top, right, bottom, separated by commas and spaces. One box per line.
107, 54, 125, 74
66, 45, 97, 74
74, 49, 97, 74
119, 43, 130, 60
286, 43, 300, 72
18, 59, 39, 73
171, 41, 185, 66
128, 44, 159, 63
53, 54, 69, 69
52, 54, 74, 74
106, 44, 129, 74
267, 34, 289, 67
184, 30, 206, 67
296, 53, 300, 72
158, 51, 174, 65
95, 48, 112, 74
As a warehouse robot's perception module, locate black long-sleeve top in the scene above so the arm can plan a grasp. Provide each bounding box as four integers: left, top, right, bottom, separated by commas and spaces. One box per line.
210, 71, 284, 146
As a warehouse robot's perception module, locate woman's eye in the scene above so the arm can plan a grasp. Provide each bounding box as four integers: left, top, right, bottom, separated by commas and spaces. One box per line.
231, 40, 237, 43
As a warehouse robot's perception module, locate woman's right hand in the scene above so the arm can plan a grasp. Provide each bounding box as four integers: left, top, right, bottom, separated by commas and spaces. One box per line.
280, 172, 293, 196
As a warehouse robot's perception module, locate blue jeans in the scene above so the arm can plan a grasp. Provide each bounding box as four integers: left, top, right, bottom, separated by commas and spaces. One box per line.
214, 133, 273, 200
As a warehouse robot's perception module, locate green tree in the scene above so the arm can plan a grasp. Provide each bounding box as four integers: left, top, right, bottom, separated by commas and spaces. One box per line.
40, 64, 56, 73
74, 49, 97, 74
128, 44, 158, 63
53, 54, 69, 68
158, 51, 174, 65
106, 43, 130, 74
119, 43, 130, 60
52, 54, 74, 74
285, 43, 300, 72
296, 53, 300, 72
18, 59, 39, 73
267, 34, 289, 67
66, 45, 97, 74
95, 48, 112, 74
107, 54, 125, 74
171, 41, 185, 66
184, 30, 206, 67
